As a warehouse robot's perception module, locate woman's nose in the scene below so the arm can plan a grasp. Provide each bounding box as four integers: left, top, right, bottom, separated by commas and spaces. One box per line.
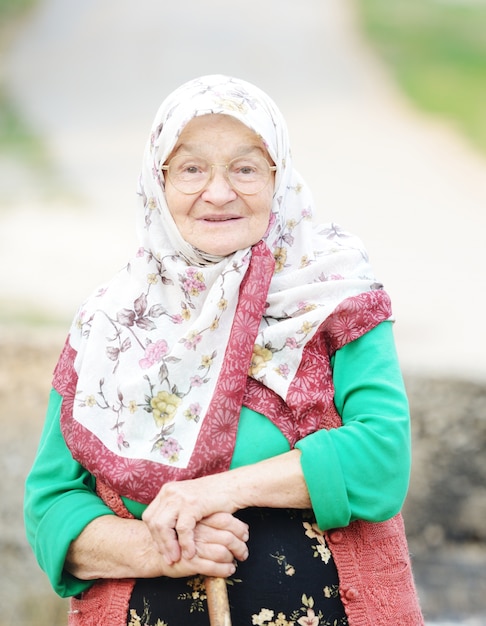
201, 167, 237, 204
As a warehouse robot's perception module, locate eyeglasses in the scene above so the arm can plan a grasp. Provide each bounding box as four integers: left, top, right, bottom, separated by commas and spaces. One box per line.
161, 154, 277, 195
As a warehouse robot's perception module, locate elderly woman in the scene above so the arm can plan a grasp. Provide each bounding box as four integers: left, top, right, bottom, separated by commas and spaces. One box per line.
24, 75, 424, 625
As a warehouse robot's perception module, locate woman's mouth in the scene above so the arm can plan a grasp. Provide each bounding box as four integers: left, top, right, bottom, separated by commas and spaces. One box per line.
202, 216, 240, 222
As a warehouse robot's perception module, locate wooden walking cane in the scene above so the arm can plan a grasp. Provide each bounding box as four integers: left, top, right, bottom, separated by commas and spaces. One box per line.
205, 576, 232, 626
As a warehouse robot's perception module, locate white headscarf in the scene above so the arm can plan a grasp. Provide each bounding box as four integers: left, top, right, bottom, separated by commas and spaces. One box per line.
60, 75, 387, 502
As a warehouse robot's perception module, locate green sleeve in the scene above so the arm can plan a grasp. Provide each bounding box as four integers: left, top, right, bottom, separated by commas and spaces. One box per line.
295, 321, 411, 530
24, 388, 115, 598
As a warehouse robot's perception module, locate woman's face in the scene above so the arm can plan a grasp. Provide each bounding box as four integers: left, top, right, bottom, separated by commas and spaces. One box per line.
163, 114, 275, 257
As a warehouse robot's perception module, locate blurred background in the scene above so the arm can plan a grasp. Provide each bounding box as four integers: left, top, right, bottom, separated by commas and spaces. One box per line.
1, 1, 485, 624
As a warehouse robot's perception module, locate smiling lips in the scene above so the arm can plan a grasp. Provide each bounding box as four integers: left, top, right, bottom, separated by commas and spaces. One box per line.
201, 215, 241, 221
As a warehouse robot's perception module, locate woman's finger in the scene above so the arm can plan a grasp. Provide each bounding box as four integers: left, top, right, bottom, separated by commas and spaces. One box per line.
195, 525, 248, 562
196, 515, 249, 562
173, 512, 198, 560
142, 500, 184, 564
202, 512, 249, 540
169, 554, 237, 579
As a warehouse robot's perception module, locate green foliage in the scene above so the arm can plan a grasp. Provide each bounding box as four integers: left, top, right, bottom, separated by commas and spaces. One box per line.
0, 86, 46, 164
0, 0, 37, 20
353, 0, 486, 153
0, 0, 68, 206
0, 0, 46, 165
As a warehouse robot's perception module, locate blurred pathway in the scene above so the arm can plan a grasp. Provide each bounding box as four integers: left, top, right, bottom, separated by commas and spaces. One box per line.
2, 0, 486, 380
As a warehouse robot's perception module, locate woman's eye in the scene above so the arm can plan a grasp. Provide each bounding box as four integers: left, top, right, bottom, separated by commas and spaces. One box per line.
176, 160, 206, 176
233, 163, 257, 176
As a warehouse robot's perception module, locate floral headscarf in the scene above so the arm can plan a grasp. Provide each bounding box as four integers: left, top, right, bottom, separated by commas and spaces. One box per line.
56, 75, 390, 502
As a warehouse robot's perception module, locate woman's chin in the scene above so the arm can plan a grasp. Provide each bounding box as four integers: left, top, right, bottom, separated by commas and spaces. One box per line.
192, 235, 252, 258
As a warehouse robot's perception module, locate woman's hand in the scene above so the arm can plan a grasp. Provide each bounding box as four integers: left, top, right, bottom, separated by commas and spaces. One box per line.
166, 512, 249, 578
143, 451, 310, 565
142, 476, 240, 564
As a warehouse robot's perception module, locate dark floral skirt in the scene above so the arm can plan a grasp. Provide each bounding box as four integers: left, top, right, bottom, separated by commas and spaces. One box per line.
128, 508, 348, 626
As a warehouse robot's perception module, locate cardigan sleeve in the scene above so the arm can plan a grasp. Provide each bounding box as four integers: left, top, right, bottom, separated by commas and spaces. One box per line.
295, 320, 411, 530
24, 388, 115, 598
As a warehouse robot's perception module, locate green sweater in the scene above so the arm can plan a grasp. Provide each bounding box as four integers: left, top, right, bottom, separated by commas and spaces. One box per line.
24, 321, 411, 598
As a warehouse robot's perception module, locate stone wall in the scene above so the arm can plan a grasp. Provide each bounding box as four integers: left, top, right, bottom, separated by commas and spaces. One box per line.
404, 375, 486, 545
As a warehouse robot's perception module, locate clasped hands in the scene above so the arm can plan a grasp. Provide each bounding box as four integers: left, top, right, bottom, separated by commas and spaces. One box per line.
142, 474, 249, 578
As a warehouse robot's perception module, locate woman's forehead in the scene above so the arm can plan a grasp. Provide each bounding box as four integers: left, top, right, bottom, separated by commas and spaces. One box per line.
171, 114, 269, 157
177, 114, 260, 140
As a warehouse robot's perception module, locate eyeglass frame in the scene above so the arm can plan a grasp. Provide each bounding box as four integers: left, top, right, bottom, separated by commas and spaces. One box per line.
160, 154, 277, 196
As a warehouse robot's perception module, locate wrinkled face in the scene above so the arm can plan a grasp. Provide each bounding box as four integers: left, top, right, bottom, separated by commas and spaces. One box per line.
163, 114, 275, 257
